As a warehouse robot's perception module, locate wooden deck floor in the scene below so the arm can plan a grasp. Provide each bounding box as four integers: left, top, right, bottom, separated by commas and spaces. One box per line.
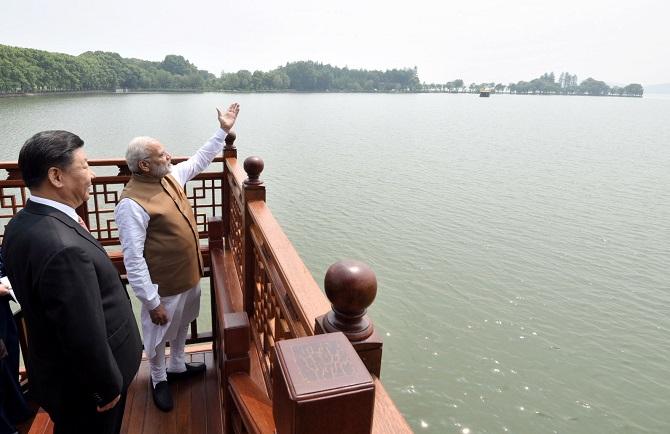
121, 345, 223, 434
21, 345, 224, 434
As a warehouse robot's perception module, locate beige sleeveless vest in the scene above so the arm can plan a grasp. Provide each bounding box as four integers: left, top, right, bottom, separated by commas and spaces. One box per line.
119, 173, 203, 297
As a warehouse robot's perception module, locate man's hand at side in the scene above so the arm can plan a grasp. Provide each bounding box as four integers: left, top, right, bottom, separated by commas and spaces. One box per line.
149, 303, 169, 325
97, 394, 121, 412
217, 103, 240, 132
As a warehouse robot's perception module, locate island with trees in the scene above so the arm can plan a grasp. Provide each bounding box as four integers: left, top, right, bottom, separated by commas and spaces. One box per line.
0, 44, 643, 97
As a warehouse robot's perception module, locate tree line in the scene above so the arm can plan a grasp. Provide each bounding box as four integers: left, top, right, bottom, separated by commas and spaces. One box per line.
0, 44, 643, 97
0, 45, 420, 94
0, 45, 214, 92
422, 72, 644, 96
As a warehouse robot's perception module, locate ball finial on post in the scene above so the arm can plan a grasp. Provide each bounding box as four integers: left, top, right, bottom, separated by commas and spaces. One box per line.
243, 156, 264, 186
321, 260, 377, 341
224, 130, 237, 149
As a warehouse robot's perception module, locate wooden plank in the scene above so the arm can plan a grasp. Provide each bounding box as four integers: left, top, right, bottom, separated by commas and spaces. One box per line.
123, 363, 149, 434
248, 336, 269, 400
120, 349, 222, 434
137, 368, 174, 434
372, 378, 413, 434
225, 158, 247, 189
138, 372, 177, 434
156, 359, 179, 434
223, 248, 244, 312
26, 410, 50, 434
228, 373, 275, 434
210, 247, 236, 315
204, 351, 224, 434
188, 353, 207, 434
119, 369, 138, 434
175, 367, 193, 434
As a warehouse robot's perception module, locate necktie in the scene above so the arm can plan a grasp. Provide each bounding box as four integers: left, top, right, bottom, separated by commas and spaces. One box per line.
78, 216, 90, 233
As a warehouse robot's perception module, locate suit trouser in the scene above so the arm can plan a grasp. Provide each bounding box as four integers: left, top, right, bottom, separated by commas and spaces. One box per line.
51, 392, 127, 434
0, 299, 32, 434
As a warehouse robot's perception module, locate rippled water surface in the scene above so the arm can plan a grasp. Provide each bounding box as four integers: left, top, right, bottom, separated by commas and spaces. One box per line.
1, 93, 669, 433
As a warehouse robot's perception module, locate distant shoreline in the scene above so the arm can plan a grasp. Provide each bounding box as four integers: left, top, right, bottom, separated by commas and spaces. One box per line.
0, 89, 645, 98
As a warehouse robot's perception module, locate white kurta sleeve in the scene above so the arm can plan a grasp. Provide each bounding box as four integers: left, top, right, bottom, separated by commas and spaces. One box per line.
170, 128, 227, 186
114, 198, 161, 311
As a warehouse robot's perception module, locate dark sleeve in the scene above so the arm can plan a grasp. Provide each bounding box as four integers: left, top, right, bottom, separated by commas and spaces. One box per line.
39, 246, 122, 404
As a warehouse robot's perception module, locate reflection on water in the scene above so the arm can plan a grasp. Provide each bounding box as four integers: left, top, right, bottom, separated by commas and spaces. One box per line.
2, 92, 669, 433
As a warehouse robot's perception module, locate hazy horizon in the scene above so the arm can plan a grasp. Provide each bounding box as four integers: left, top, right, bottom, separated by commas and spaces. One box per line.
1, 0, 667, 87
2, 42, 665, 90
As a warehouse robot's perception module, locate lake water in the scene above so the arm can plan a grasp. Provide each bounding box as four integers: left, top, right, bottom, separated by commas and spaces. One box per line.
1, 92, 669, 434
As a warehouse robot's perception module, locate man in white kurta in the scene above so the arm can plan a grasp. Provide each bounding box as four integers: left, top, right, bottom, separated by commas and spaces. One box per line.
115, 103, 239, 411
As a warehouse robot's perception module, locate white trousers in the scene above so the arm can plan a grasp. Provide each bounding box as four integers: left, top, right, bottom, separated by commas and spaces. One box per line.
141, 285, 201, 385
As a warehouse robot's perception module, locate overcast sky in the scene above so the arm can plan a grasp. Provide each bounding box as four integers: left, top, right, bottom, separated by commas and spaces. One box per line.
2, 0, 667, 86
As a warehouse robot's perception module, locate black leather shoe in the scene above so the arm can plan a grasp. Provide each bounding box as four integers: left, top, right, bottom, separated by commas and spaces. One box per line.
152, 381, 173, 412
167, 362, 206, 381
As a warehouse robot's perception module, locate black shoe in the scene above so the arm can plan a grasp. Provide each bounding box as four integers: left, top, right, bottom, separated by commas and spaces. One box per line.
166, 362, 206, 381
152, 380, 173, 412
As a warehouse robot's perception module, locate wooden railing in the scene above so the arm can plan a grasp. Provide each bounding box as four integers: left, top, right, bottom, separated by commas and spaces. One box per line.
1, 131, 411, 433
210, 137, 411, 433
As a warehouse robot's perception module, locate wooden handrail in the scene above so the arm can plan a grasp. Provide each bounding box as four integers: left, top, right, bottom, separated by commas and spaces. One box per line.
228, 373, 275, 434
247, 200, 330, 334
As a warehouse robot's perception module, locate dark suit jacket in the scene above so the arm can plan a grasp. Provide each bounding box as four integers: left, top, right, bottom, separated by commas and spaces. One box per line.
1, 199, 142, 416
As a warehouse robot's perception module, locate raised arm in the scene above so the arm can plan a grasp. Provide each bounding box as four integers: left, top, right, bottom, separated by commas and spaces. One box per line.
171, 103, 240, 185
217, 102, 240, 132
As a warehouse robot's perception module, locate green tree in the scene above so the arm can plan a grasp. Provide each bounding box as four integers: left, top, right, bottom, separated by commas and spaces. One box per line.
160, 55, 197, 76
622, 83, 643, 96
579, 77, 610, 96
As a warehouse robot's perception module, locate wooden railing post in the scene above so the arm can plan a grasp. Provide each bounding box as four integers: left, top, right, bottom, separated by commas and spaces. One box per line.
222, 311, 251, 434
315, 260, 383, 377
222, 131, 236, 249
272, 332, 376, 434
242, 156, 265, 316
209, 216, 253, 434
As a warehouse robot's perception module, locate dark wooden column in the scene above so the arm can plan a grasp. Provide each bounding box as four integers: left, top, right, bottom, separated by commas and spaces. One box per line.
315, 260, 384, 377
208, 216, 224, 361
242, 156, 265, 316
222, 131, 236, 249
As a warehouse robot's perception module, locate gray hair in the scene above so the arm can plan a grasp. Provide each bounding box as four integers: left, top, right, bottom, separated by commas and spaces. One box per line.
126, 136, 158, 173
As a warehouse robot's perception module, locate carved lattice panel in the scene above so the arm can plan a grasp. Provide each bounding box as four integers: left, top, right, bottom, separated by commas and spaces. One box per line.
1, 166, 226, 247
249, 224, 306, 395
185, 177, 224, 237
228, 175, 244, 288
85, 180, 128, 245
0, 185, 29, 242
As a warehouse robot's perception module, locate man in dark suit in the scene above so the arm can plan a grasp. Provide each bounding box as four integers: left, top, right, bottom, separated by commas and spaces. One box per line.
0, 248, 33, 434
1, 130, 143, 434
